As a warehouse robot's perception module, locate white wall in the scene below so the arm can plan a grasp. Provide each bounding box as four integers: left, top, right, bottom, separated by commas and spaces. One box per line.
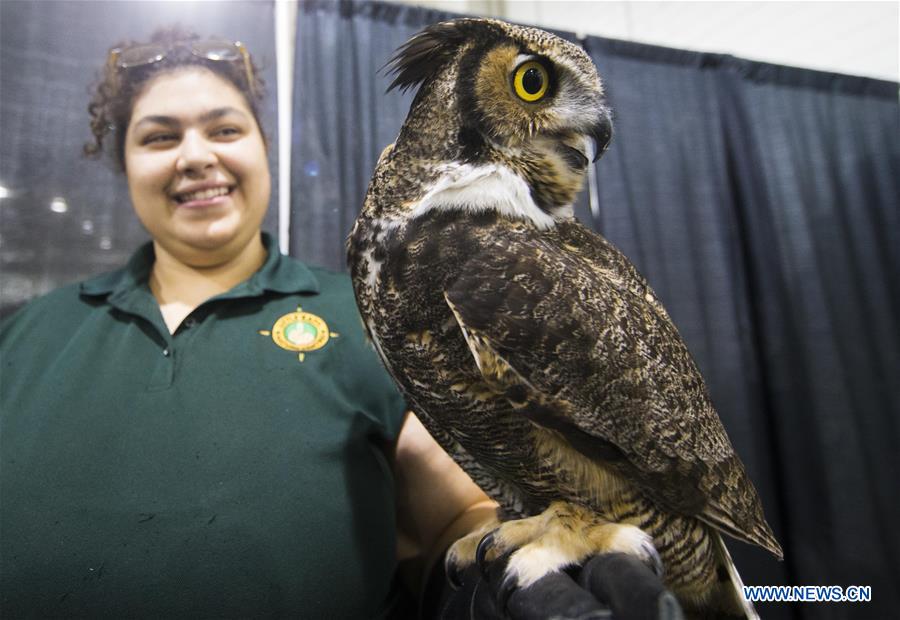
399, 0, 899, 82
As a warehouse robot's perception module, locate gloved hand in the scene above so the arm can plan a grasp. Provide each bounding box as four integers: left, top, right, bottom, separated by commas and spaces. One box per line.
429, 551, 684, 620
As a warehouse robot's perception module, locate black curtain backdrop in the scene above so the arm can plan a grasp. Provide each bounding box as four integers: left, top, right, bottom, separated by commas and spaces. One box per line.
582, 39, 794, 619
583, 37, 900, 620
292, 2, 900, 619
0, 0, 279, 319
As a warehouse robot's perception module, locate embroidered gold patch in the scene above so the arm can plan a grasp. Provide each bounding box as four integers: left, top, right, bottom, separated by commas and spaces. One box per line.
258, 307, 339, 362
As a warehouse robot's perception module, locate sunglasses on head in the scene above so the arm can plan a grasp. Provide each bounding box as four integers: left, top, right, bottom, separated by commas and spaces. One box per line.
107, 39, 256, 95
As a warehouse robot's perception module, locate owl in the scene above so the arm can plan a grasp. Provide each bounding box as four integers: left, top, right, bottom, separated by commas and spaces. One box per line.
347, 18, 781, 618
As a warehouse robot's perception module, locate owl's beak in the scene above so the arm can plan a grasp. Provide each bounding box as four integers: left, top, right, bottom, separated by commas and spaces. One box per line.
559, 107, 613, 170
588, 111, 613, 162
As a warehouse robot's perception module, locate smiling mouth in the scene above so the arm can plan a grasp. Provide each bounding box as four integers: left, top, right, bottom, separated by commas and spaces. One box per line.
174, 186, 233, 204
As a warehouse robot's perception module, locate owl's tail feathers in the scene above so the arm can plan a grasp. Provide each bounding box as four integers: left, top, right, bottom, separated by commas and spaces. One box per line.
753, 520, 784, 560
701, 502, 783, 560
712, 531, 760, 620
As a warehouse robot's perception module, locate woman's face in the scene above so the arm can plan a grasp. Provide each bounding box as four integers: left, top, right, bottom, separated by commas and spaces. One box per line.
124, 67, 270, 266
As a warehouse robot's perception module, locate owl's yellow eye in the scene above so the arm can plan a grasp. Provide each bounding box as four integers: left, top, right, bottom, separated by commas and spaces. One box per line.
513, 61, 549, 103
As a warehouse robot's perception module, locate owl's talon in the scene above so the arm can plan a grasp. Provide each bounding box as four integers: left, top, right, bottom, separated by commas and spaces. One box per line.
476, 530, 497, 575
445, 558, 463, 590
496, 571, 517, 612
642, 539, 665, 578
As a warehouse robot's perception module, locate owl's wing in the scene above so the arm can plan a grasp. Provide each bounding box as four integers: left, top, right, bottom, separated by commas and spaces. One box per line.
442, 227, 781, 557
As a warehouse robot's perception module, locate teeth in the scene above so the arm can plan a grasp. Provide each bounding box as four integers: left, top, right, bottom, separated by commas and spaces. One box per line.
178, 186, 230, 203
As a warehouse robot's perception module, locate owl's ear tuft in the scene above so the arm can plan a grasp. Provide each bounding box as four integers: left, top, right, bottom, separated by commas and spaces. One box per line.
385, 19, 489, 93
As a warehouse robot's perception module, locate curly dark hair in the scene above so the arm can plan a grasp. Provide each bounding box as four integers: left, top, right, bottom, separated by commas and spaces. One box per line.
84, 26, 266, 171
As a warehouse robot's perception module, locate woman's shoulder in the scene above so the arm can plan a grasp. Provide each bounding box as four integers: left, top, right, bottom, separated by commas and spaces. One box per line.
3, 281, 85, 322
302, 262, 353, 291
0, 275, 114, 346
280, 258, 357, 306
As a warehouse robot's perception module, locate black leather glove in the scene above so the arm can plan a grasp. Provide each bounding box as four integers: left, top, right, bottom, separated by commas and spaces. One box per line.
428, 551, 684, 620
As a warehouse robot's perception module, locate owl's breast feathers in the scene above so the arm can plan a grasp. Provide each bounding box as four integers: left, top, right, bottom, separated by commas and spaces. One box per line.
349, 205, 781, 560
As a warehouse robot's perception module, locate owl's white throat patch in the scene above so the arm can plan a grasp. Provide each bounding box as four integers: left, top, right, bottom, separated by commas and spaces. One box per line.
410, 162, 556, 229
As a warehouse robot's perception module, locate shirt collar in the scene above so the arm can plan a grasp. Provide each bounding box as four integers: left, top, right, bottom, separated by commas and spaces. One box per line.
80, 232, 320, 301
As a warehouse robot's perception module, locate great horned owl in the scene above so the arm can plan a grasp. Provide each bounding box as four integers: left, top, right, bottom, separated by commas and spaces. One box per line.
348, 18, 781, 618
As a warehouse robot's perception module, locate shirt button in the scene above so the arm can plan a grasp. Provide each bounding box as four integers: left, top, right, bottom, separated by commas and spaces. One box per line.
184, 317, 197, 328
163, 348, 171, 357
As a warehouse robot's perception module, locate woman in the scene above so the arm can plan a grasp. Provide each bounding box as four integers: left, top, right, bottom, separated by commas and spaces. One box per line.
0, 28, 494, 618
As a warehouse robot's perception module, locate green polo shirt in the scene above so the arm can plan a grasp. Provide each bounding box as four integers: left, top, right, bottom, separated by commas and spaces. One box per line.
0, 233, 407, 618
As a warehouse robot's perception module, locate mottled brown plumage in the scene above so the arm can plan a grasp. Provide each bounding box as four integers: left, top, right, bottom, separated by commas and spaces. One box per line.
348, 18, 781, 618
